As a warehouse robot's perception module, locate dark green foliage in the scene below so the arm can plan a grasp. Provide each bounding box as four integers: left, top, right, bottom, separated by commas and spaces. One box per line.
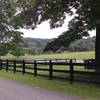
68, 37, 95, 52
14, 0, 100, 32
44, 36, 95, 53
0, 0, 22, 43
0, 0, 23, 57
0, 45, 9, 56
10, 47, 25, 57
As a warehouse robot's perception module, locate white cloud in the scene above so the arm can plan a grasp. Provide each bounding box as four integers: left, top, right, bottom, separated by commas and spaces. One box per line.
19, 16, 95, 39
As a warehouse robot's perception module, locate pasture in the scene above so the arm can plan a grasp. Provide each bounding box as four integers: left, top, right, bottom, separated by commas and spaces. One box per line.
1, 51, 95, 60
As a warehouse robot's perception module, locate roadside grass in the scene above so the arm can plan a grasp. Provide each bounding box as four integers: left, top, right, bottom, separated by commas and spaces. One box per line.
0, 70, 100, 100
1, 51, 95, 60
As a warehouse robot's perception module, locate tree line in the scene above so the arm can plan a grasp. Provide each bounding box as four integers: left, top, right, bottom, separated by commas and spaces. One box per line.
0, 36, 95, 57
44, 36, 95, 53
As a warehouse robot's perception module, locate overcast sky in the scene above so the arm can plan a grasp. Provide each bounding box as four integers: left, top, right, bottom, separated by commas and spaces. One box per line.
19, 16, 95, 39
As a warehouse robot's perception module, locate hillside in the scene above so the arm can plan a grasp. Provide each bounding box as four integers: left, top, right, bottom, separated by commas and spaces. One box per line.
20, 37, 95, 55
21, 38, 51, 48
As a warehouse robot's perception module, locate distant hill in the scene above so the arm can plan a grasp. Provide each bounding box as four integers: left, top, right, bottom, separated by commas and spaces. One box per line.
21, 37, 95, 53
21, 38, 51, 48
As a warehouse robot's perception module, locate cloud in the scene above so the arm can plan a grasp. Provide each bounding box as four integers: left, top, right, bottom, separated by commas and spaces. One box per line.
19, 16, 95, 39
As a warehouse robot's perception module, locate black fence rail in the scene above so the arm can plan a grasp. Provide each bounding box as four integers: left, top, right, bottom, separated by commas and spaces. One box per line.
0, 59, 100, 84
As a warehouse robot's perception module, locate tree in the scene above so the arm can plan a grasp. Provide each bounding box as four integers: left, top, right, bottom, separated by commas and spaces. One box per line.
68, 37, 95, 52
0, 45, 8, 57
0, 0, 23, 54
10, 46, 25, 57
14, 0, 100, 70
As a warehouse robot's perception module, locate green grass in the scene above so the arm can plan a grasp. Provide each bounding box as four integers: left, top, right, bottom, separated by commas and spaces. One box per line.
1, 51, 95, 60
0, 70, 100, 100
23, 51, 95, 60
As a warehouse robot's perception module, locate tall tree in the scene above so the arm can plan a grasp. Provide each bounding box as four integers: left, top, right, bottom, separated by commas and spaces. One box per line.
0, 0, 22, 53
14, 0, 100, 70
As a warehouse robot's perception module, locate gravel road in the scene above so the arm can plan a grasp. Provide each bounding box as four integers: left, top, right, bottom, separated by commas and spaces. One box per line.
0, 77, 83, 100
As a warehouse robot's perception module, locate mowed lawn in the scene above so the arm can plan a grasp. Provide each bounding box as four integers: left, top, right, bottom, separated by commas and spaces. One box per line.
1, 51, 95, 60
0, 51, 99, 100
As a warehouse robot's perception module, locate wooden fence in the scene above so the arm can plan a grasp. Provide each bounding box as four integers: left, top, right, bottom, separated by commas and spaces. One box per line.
0, 59, 100, 84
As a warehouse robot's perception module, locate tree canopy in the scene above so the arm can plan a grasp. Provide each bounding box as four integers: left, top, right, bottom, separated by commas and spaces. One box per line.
14, 0, 100, 34
0, 0, 23, 54
14, 0, 100, 51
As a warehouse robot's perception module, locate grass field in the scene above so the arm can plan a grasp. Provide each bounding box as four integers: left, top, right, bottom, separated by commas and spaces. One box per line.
1, 51, 95, 60
0, 51, 99, 100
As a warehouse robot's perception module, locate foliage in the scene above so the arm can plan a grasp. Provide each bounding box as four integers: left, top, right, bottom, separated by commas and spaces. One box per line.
44, 37, 95, 53
0, 0, 23, 56
68, 37, 95, 52
14, 0, 100, 35
0, 0, 22, 43
22, 38, 50, 48
24, 47, 43, 55
0, 44, 9, 56
10, 46, 25, 57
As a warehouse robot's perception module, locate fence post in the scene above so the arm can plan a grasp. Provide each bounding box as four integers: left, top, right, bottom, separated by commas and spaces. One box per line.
22, 60, 25, 75
74, 58, 76, 63
84, 59, 88, 69
13, 60, 16, 73
49, 60, 53, 80
34, 60, 37, 77
0, 59, 2, 70
6, 60, 9, 72
69, 59, 74, 84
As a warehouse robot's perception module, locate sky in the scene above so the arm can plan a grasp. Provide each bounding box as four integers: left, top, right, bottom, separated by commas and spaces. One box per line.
20, 16, 96, 39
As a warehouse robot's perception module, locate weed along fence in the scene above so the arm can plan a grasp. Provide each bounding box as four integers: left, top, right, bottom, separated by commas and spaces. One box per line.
0, 59, 100, 84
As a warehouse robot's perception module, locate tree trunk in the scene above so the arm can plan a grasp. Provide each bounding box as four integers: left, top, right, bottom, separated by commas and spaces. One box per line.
95, 26, 100, 71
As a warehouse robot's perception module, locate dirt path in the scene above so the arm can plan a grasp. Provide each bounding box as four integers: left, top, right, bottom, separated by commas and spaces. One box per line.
0, 77, 83, 100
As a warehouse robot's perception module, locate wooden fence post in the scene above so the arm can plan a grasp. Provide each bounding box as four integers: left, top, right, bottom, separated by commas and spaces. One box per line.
22, 60, 25, 75
69, 59, 74, 84
49, 60, 53, 80
34, 60, 37, 77
6, 60, 9, 72
0, 59, 2, 70
13, 60, 16, 73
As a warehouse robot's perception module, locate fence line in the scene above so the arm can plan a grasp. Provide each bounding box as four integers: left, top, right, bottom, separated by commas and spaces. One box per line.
0, 59, 100, 84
